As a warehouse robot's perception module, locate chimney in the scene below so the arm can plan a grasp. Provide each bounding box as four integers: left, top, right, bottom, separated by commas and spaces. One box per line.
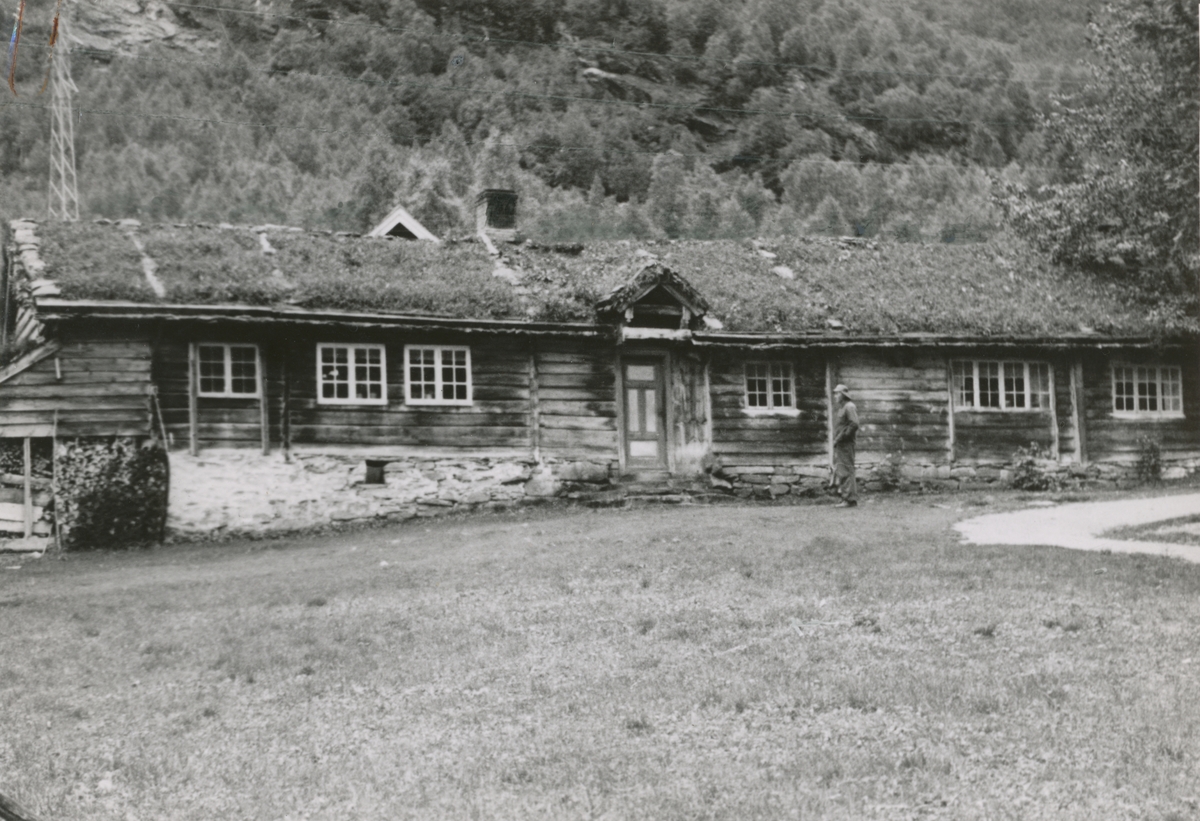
475, 189, 518, 242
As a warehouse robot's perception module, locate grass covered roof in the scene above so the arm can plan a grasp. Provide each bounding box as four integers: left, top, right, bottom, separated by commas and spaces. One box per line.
19, 218, 1198, 338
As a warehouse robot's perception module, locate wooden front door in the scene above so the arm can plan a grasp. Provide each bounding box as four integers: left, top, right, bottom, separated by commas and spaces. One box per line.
622, 358, 667, 469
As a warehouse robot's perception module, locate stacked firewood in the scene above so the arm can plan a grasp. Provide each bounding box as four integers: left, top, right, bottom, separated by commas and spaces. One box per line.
54, 438, 169, 550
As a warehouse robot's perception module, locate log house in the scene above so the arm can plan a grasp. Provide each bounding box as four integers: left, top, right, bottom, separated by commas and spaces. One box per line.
2, 206, 1197, 536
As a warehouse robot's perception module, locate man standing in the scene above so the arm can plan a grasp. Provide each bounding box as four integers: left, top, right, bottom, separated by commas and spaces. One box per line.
831, 383, 859, 507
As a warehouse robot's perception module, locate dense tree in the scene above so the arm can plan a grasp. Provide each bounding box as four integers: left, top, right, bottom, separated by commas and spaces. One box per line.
998, 0, 1199, 295
0, 0, 1093, 241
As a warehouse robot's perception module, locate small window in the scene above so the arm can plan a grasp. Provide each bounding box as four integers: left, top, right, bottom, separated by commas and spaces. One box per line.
196, 344, 260, 397
952, 360, 1050, 411
405, 345, 472, 405
1112, 364, 1183, 417
744, 362, 794, 413
317, 344, 386, 405
365, 460, 387, 485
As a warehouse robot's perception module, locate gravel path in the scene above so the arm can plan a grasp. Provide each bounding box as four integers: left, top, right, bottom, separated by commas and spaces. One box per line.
954, 492, 1200, 562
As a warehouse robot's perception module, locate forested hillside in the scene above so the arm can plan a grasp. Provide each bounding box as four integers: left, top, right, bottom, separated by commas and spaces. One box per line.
0, 0, 1100, 242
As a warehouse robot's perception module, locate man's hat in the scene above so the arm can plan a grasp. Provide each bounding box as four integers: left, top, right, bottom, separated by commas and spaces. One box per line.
833, 384, 851, 398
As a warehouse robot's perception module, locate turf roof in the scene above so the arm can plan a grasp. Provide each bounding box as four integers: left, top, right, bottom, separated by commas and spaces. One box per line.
21, 218, 1199, 338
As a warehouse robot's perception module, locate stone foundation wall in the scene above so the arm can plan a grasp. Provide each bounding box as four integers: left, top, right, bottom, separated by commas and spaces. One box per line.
712, 456, 1200, 498
165, 447, 1197, 538
167, 450, 615, 539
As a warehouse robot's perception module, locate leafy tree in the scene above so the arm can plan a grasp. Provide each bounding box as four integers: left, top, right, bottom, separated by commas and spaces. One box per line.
997, 0, 1199, 295
645, 152, 688, 237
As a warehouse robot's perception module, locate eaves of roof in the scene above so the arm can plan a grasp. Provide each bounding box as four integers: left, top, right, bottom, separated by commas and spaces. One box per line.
35, 300, 1189, 348
34, 299, 606, 337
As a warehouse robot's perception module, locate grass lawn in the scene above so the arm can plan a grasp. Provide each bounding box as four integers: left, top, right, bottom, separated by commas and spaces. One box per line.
2, 494, 1199, 821
1107, 514, 1200, 548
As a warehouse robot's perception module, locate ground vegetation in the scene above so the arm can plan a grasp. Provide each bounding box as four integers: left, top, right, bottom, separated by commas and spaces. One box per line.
1, 498, 1198, 819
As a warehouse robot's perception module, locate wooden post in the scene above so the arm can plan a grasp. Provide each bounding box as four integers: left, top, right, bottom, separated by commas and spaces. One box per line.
1071, 356, 1087, 464
258, 346, 269, 456
52, 410, 60, 553
614, 351, 626, 475
152, 390, 169, 446
825, 356, 835, 471
1048, 362, 1060, 460
702, 355, 713, 466
664, 350, 675, 475
528, 343, 541, 462
0, 246, 9, 347
945, 358, 956, 463
22, 436, 32, 539
187, 342, 198, 456
281, 349, 291, 463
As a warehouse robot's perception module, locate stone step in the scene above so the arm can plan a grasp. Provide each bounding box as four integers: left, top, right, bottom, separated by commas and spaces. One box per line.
626, 494, 692, 505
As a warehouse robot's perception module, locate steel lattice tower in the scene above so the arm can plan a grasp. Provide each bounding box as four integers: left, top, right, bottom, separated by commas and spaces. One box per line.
47, 4, 79, 221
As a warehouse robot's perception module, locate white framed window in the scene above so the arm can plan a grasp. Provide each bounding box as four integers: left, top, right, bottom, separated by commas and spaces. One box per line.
952, 360, 1050, 411
744, 361, 796, 414
1112, 364, 1183, 417
196, 343, 260, 397
405, 345, 472, 405
317, 343, 387, 405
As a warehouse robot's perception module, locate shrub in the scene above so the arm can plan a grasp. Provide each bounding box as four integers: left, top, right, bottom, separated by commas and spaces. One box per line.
1010, 442, 1060, 491
1135, 437, 1162, 484
872, 452, 904, 490
54, 438, 169, 550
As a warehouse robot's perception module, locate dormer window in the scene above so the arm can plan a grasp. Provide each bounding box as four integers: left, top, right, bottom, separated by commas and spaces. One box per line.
596, 262, 710, 333
624, 285, 690, 329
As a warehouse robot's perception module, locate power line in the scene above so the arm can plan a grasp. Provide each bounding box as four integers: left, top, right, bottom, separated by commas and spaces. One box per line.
47, 45, 1039, 130
0, 98, 1063, 174
160, 0, 1090, 88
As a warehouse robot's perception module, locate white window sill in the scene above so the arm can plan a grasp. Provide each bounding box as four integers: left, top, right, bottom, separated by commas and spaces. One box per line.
198, 392, 261, 399
316, 398, 389, 406
743, 406, 801, 418
954, 407, 1050, 414
405, 400, 474, 407
1111, 411, 1185, 421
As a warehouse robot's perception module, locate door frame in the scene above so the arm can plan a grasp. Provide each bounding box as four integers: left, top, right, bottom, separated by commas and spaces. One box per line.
615, 350, 672, 474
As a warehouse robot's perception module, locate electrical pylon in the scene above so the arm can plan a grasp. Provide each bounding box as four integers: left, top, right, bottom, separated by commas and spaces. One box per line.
47, 3, 80, 221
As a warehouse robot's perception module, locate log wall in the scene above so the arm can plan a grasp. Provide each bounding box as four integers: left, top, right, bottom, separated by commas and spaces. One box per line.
287, 337, 531, 451
22, 327, 1198, 483
1082, 348, 1200, 462
947, 352, 1068, 463
535, 340, 618, 461
154, 338, 284, 450
833, 349, 950, 464
0, 338, 153, 438
154, 332, 625, 458
954, 410, 1054, 462
1052, 359, 1078, 460
709, 350, 827, 466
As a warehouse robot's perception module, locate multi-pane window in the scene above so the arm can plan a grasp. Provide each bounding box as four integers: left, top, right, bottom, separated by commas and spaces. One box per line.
1112, 365, 1183, 415
744, 362, 794, 411
317, 344, 386, 404
952, 360, 1050, 410
196, 344, 259, 397
405, 346, 471, 405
